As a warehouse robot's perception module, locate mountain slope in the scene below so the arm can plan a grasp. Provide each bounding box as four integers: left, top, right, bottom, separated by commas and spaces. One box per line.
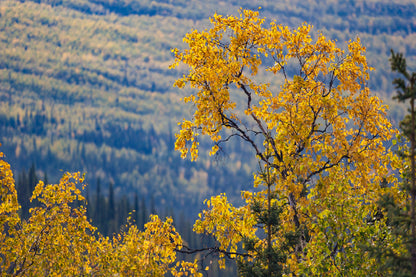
0, 0, 414, 217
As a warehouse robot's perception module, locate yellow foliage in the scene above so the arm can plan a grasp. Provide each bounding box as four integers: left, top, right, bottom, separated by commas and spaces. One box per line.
0, 149, 200, 276
172, 8, 401, 275
194, 193, 257, 268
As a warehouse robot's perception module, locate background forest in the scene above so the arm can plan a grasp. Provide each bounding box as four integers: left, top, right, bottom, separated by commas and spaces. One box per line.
0, 0, 415, 241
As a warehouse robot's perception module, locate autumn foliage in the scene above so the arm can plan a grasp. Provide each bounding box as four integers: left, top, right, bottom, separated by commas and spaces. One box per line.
171, 8, 403, 276
0, 148, 200, 276
0, 8, 410, 277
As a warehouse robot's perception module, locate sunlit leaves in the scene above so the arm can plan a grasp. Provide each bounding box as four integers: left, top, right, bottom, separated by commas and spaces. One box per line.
172, 8, 400, 275
0, 147, 21, 275
194, 193, 257, 268
0, 150, 200, 276
92, 215, 200, 276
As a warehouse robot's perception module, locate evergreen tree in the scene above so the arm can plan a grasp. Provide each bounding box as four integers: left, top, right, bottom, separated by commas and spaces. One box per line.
150, 195, 156, 215
140, 197, 147, 230
85, 182, 91, 220
43, 171, 48, 185
117, 195, 131, 228
108, 182, 115, 222
17, 169, 29, 219
107, 182, 116, 234
371, 50, 416, 276
94, 178, 102, 224
237, 168, 299, 277
16, 164, 39, 219
133, 192, 139, 225
94, 178, 108, 234
28, 162, 38, 194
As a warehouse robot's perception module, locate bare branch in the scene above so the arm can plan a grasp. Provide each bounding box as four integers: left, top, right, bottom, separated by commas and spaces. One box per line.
176, 245, 251, 258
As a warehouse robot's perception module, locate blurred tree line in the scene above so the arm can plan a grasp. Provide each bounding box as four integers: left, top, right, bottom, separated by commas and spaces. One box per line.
0, 0, 415, 231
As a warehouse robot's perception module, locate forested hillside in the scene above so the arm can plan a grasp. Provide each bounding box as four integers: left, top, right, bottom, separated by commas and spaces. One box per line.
0, 0, 415, 222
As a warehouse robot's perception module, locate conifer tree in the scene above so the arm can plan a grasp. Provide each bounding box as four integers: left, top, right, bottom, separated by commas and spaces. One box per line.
43, 172, 48, 185
95, 178, 102, 224
108, 182, 115, 222
133, 192, 139, 225
107, 182, 116, 234
140, 197, 147, 230
371, 50, 416, 276
17, 169, 29, 219
28, 163, 38, 195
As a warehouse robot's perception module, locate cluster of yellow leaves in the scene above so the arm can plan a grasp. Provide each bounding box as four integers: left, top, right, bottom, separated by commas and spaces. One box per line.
93, 215, 200, 276
0, 149, 21, 274
171, 8, 403, 275
193, 193, 257, 268
0, 148, 201, 276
